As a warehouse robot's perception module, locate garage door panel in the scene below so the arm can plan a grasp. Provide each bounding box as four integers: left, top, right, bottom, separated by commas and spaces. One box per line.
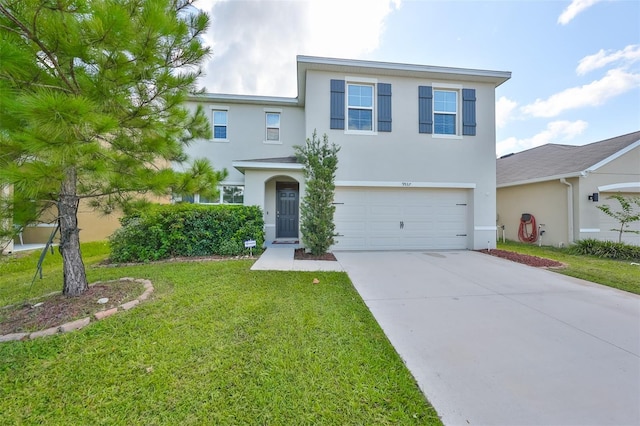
333, 187, 469, 250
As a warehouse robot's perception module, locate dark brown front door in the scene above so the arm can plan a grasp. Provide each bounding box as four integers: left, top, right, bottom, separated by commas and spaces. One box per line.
276, 186, 299, 238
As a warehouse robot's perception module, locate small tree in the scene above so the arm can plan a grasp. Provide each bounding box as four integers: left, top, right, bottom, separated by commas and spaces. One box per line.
294, 130, 340, 255
0, 0, 221, 296
596, 194, 640, 243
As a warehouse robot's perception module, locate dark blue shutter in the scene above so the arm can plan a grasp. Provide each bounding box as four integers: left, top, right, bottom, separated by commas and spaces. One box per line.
377, 83, 392, 132
418, 86, 433, 134
462, 88, 476, 136
330, 79, 345, 129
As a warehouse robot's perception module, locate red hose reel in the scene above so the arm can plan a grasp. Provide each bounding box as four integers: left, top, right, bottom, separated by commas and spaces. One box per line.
518, 213, 538, 243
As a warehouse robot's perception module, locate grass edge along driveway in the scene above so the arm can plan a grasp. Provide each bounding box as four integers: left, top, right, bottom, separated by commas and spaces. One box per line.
497, 240, 640, 295
0, 248, 441, 425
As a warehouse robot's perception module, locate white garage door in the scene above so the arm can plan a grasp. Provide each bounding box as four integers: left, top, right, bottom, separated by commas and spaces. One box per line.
333, 187, 469, 250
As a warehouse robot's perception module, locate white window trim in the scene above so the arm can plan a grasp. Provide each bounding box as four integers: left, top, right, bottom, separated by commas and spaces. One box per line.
264, 108, 282, 144
430, 84, 463, 139
345, 77, 378, 134
210, 105, 229, 142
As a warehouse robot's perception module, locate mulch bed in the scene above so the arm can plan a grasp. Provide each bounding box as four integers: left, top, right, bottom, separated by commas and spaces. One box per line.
294, 248, 337, 261
477, 249, 564, 268
0, 280, 144, 335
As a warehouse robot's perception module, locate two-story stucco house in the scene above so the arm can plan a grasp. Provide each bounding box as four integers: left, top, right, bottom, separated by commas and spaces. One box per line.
183, 56, 511, 251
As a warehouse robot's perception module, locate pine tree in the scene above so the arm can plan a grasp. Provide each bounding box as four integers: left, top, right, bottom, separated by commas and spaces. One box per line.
0, 0, 222, 296
295, 130, 340, 256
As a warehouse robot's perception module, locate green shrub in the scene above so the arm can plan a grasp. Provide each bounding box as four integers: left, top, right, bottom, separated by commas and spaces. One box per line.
570, 239, 640, 261
109, 204, 264, 262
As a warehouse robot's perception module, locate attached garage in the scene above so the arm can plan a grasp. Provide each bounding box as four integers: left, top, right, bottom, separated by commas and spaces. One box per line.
333, 187, 470, 250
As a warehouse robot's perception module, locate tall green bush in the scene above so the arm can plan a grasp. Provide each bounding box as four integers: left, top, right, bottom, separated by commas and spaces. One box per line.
295, 130, 340, 255
109, 204, 264, 262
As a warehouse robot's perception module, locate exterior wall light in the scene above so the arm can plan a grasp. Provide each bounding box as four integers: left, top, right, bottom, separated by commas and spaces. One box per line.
588, 192, 599, 202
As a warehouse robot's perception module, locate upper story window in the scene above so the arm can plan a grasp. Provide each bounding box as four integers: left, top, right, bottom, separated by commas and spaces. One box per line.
419, 86, 476, 137
212, 110, 228, 140
433, 90, 457, 135
330, 79, 392, 133
347, 84, 374, 131
265, 112, 281, 142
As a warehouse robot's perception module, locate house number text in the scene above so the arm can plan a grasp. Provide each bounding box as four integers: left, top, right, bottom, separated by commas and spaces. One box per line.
402, 182, 412, 187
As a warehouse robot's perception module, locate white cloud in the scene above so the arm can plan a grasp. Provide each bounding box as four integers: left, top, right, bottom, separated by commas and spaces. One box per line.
194, 0, 401, 96
558, 0, 602, 25
496, 96, 518, 128
497, 120, 588, 156
521, 68, 640, 118
577, 44, 640, 75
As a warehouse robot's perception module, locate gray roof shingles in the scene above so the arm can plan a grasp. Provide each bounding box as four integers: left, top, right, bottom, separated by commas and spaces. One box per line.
497, 131, 640, 186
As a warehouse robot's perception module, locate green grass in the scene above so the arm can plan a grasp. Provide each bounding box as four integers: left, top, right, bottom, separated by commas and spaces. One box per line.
498, 240, 640, 295
0, 244, 440, 425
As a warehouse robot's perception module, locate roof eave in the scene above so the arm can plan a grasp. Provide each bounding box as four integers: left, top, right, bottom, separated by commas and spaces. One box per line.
497, 172, 584, 188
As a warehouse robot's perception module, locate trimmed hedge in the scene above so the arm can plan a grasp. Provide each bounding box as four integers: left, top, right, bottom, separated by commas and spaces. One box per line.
109, 204, 264, 262
569, 239, 640, 261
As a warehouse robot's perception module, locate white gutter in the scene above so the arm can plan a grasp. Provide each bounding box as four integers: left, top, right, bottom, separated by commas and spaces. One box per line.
560, 178, 574, 244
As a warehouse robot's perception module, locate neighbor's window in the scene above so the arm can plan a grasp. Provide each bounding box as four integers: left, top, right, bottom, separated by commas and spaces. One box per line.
347, 84, 374, 131
433, 90, 457, 135
212, 110, 228, 140
266, 112, 280, 141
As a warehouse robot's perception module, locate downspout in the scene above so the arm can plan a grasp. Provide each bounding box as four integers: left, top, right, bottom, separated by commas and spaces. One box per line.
560, 178, 574, 244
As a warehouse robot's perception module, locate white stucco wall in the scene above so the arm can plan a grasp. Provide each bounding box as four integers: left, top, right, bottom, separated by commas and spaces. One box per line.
303, 70, 499, 249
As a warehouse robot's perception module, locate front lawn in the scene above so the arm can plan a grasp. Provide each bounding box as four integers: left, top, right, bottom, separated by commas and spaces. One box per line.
0, 244, 440, 425
497, 240, 640, 295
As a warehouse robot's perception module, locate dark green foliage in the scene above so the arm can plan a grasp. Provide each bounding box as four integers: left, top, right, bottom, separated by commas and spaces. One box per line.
570, 239, 640, 261
294, 130, 340, 256
109, 204, 264, 262
596, 194, 640, 243
0, 0, 222, 295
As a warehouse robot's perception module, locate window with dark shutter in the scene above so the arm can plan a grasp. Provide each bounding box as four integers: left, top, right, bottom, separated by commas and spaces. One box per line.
330, 79, 345, 129
377, 83, 392, 132
418, 86, 433, 134
462, 88, 476, 136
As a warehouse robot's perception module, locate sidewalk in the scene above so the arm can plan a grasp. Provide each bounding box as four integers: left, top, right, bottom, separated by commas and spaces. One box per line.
250, 245, 344, 272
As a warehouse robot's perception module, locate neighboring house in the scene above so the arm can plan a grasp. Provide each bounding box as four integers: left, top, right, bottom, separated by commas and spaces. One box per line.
497, 131, 640, 247
183, 55, 511, 251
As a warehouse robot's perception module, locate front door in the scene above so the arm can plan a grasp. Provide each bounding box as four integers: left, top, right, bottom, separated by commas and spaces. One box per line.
276, 187, 299, 238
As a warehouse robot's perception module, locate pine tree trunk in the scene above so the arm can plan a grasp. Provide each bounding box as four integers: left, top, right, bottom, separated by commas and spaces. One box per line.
59, 167, 88, 297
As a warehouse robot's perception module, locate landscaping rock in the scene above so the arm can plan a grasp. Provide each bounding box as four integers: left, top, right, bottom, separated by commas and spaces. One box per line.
58, 317, 90, 333
29, 326, 59, 339
0, 332, 28, 342
137, 290, 152, 302
94, 308, 118, 320
120, 300, 139, 310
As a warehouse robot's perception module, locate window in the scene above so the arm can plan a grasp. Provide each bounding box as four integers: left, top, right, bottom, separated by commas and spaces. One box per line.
434, 90, 457, 135
265, 112, 280, 142
212, 110, 227, 140
177, 185, 244, 205
418, 86, 475, 136
222, 186, 244, 204
347, 84, 374, 131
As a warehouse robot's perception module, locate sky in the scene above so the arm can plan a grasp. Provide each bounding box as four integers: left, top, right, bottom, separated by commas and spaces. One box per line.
192, 0, 640, 157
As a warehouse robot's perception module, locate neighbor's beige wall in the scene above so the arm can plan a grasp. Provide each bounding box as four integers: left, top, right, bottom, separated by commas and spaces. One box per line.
19, 195, 171, 245
497, 180, 570, 247
577, 146, 640, 244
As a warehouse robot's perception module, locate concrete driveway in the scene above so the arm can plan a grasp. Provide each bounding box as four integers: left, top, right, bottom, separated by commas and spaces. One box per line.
334, 250, 640, 426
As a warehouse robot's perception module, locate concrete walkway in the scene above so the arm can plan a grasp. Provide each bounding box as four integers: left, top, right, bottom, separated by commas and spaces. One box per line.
250, 245, 343, 272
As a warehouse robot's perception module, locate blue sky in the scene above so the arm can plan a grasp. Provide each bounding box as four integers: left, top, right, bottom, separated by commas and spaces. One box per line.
194, 0, 640, 157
